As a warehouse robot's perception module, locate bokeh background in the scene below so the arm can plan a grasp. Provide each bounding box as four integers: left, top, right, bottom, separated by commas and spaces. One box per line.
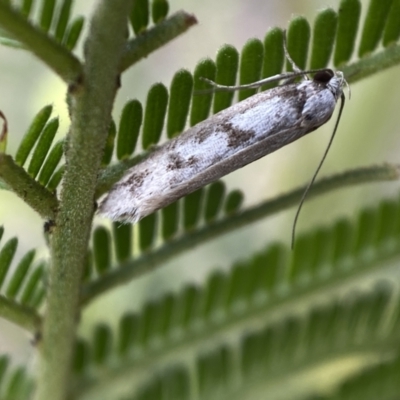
1, 0, 400, 371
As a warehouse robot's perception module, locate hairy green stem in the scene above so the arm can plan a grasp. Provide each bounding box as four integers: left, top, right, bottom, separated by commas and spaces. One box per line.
0, 154, 58, 220
0, 294, 41, 333
82, 163, 400, 305
34, 2, 133, 400
0, 2, 82, 83
120, 10, 197, 72
343, 43, 400, 83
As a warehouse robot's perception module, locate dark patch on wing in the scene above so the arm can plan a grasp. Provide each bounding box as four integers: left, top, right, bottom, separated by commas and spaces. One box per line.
187, 155, 199, 166
217, 121, 256, 148
193, 83, 311, 147
167, 153, 199, 170
194, 126, 211, 144
167, 153, 185, 170
119, 169, 150, 192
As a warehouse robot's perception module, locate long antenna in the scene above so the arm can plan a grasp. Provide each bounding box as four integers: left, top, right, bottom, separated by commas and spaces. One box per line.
291, 92, 346, 249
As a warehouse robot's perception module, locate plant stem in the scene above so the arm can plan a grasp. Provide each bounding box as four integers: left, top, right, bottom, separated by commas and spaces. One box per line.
120, 10, 197, 72
343, 43, 400, 83
0, 2, 82, 83
0, 154, 58, 220
0, 295, 41, 333
34, 2, 132, 400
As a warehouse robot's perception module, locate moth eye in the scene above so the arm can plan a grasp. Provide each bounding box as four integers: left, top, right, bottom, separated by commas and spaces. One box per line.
313, 70, 334, 83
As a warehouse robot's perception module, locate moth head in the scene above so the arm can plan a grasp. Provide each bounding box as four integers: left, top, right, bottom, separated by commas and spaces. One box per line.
317, 70, 349, 101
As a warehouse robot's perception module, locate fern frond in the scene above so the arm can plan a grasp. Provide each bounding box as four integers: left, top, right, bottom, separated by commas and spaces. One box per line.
0, 105, 62, 219
72, 281, 400, 399
167, 69, 193, 138
116, 102, 142, 161
0, 1, 82, 82
307, 353, 400, 400
0, 356, 33, 400
120, 10, 198, 72
383, 0, 400, 46
0, 0, 83, 50
14, 105, 53, 167
238, 38, 264, 101
129, 0, 150, 35
310, 9, 338, 69
0, 227, 43, 332
142, 83, 169, 149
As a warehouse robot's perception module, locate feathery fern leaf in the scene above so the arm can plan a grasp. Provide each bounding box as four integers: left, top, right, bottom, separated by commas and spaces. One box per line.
0, 356, 33, 400
0, 228, 44, 331
238, 38, 264, 101
190, 58, 216, 126
117, 102, 142, 160
0, 0, 84, 50
77, 192, 400, 391
167, 69, 193, 138
13, 104, 64, 189
71, 280, 400, 399
0, 105, 62, 218
151, 0, 168, 24
309, 8, 338, 70
307, 353, 400, 400
61, 14, 83, 50
14, 105, 53, 167
129, 0, 150, 35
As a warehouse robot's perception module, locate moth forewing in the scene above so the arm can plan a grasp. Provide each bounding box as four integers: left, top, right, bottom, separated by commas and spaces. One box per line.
99, 70, 346, 223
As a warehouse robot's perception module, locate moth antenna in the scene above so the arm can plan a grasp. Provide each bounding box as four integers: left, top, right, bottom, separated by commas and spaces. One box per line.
196, 67, 332, 95
291, 92, 346, 249
282, 31, 307, 78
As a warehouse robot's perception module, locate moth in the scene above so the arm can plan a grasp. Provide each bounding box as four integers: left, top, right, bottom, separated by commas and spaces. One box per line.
99, 51, 347, 225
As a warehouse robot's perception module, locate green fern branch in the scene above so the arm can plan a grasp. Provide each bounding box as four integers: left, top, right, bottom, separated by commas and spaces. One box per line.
0, 1, 82, 82
0, 229, 45, 332
343, 42, 400, 82
0, 295, 41, 333
72, 281, 400, 399
121, 10, 198, 72
305, 352, 400, 400
0, 356, 34, 400
0, 154, 58, 220
72, 191, 400, 397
